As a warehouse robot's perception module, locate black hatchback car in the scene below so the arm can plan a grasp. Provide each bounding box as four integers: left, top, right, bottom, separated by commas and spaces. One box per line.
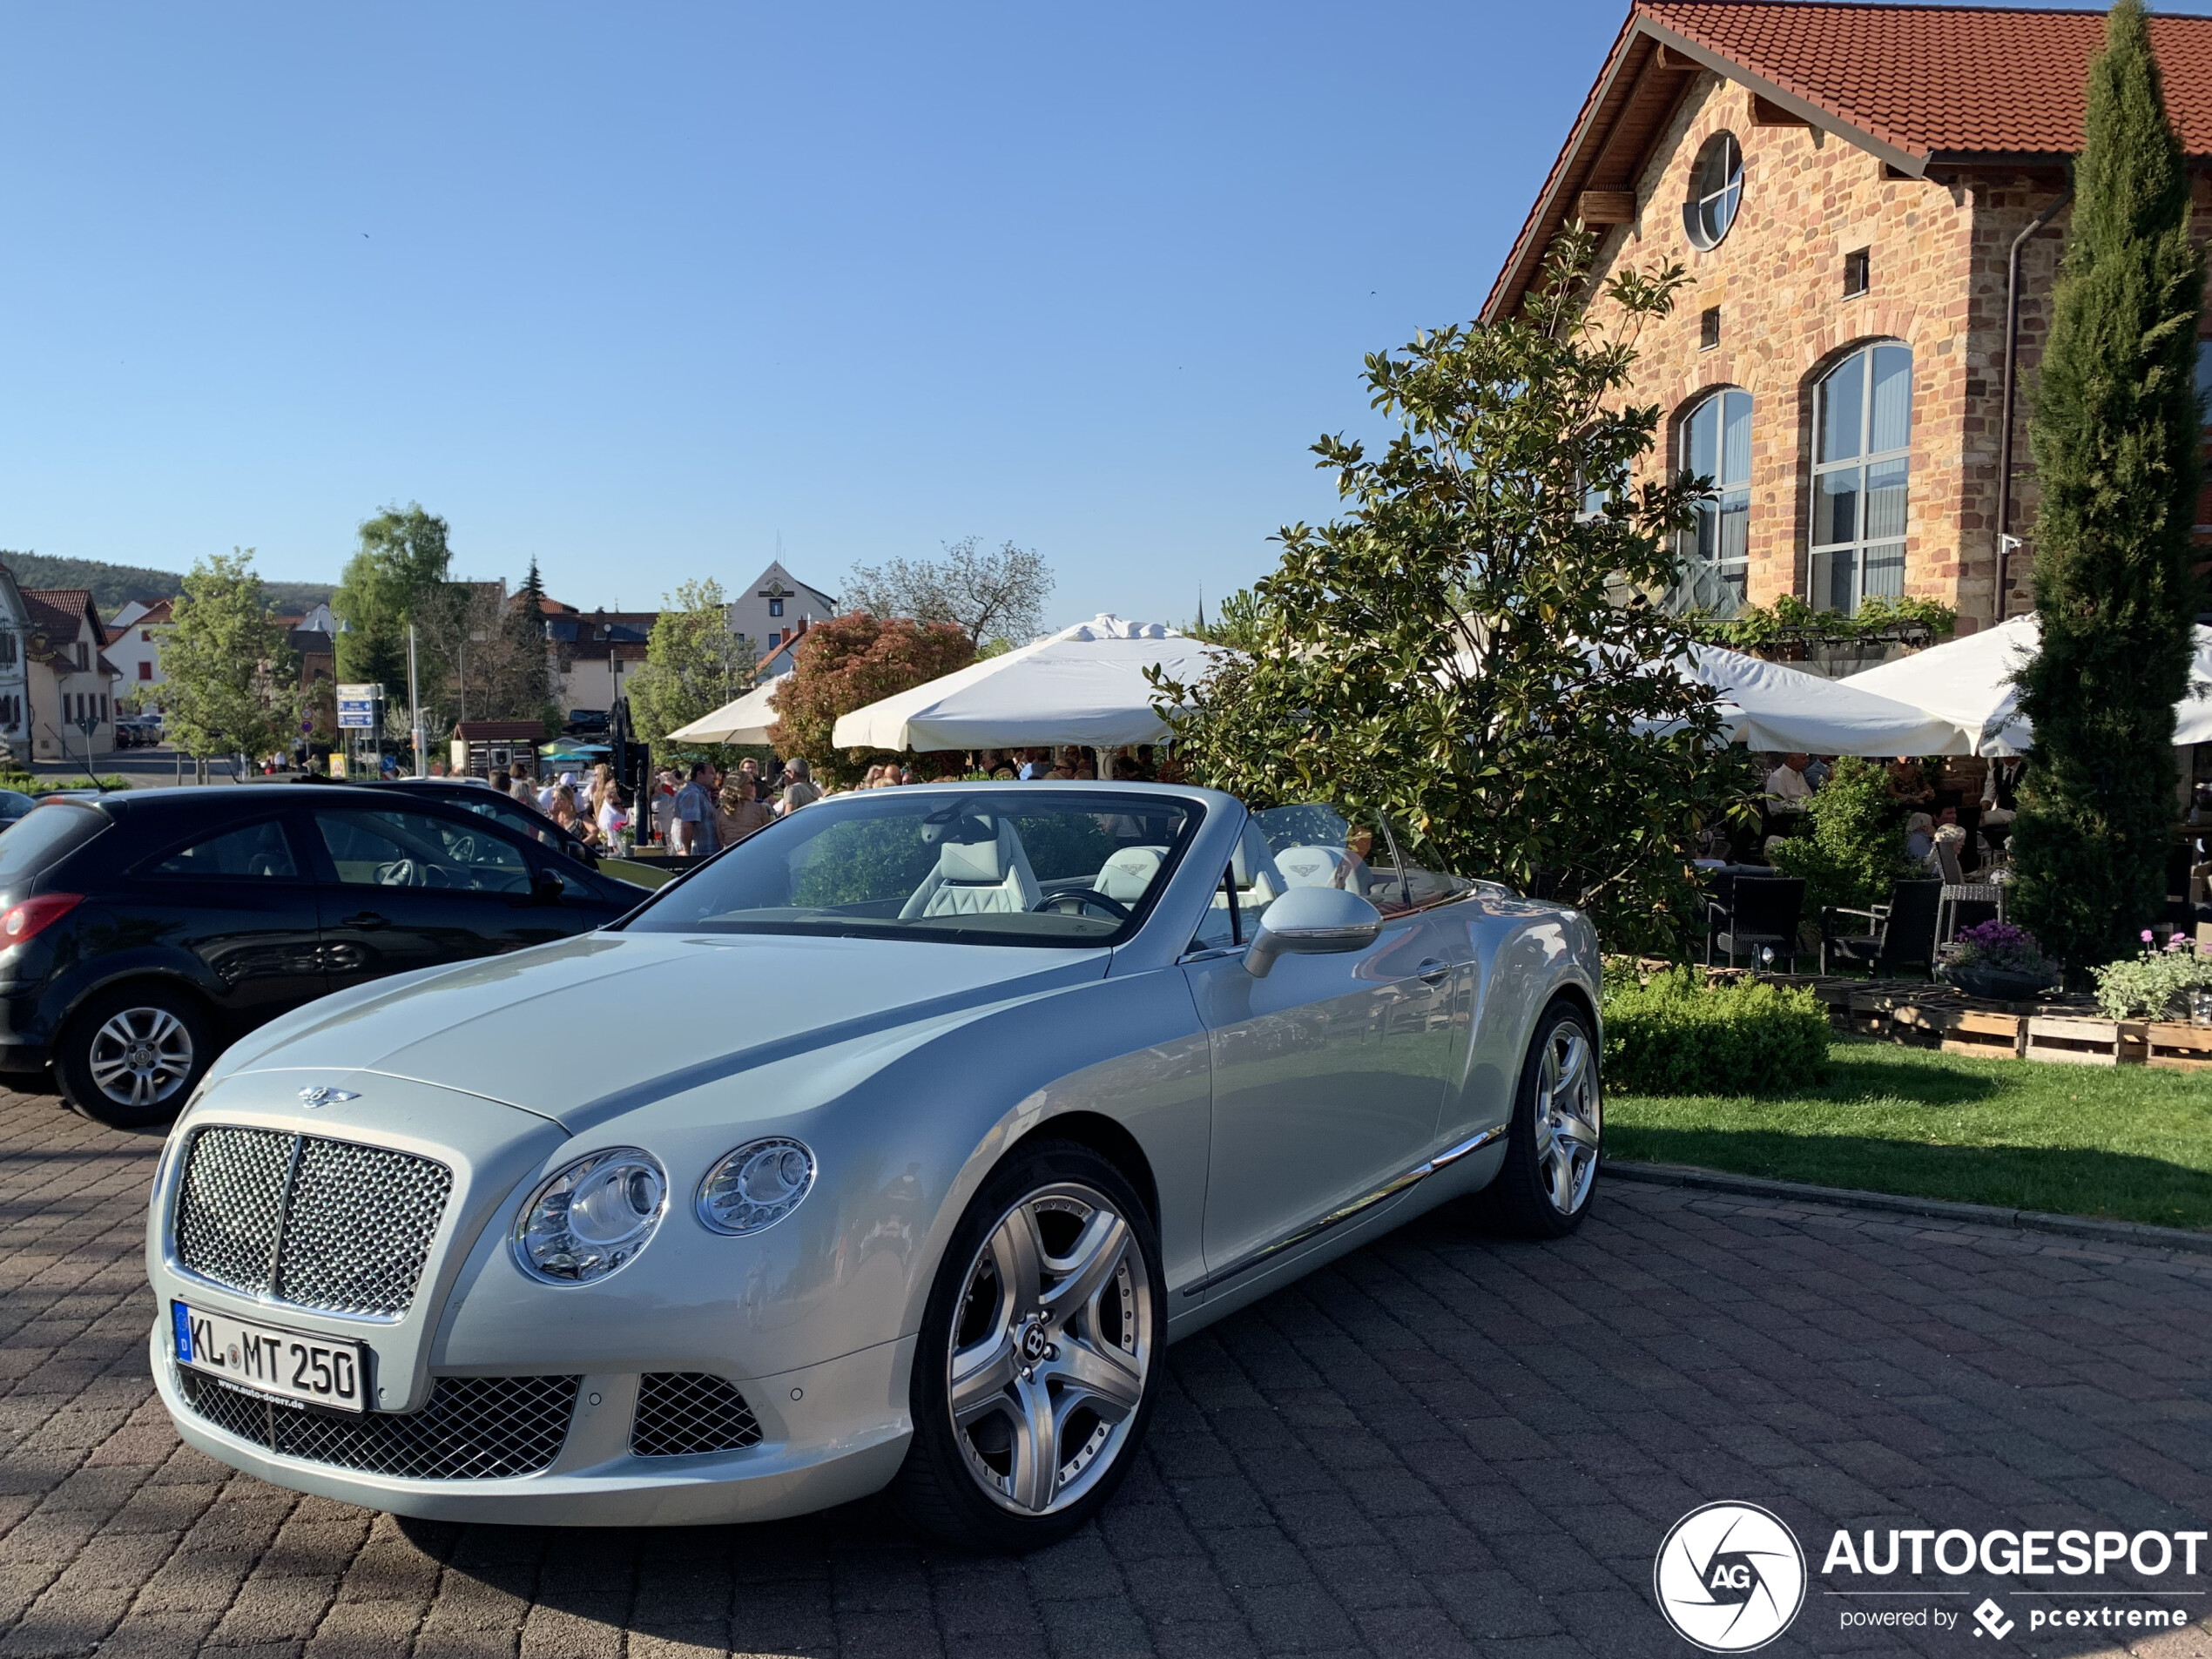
0, 785, 649, 1128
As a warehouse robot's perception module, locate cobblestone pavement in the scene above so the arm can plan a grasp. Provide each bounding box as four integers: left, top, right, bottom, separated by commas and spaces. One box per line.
3, 1083, 2209, 1659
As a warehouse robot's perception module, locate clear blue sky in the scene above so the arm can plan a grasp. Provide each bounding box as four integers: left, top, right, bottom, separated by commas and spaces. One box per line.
0, 1, 2085, 629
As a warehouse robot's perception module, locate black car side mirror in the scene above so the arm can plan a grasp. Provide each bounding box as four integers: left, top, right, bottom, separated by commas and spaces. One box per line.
531, 872, 568, 906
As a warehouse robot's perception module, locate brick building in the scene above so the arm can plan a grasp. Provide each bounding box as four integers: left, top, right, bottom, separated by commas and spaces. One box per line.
1487, 1, 2212, 637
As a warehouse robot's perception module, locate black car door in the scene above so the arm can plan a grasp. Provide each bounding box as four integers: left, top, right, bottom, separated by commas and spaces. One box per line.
129, 813, 327, 1026
303, 803, 584, 992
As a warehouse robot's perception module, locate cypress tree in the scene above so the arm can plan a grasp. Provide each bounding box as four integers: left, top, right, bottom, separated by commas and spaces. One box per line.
2012, 0, 2205, 970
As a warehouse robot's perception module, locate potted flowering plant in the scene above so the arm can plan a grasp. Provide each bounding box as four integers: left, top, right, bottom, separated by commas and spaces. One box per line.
2091, 932, 2212, 1021
1938, 921, 2061, 1002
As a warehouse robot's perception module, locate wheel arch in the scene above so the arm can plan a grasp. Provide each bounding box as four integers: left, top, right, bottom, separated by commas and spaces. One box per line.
1004, 1110, 1161, 1225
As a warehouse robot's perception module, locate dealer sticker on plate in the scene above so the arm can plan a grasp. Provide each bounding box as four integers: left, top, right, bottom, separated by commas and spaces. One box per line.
172, 1301, 368, 1413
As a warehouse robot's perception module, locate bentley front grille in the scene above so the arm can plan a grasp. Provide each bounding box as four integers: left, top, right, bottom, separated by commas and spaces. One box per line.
179, 1369, 577, 1479
631, 1372, 764, 1457
173, 1126, 454, 1318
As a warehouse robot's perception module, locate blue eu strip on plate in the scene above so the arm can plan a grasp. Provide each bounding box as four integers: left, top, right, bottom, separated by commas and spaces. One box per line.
172, 1302, 192, 1363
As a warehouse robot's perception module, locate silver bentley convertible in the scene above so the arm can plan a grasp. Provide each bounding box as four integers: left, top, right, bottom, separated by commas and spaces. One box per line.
146, 783, 1603, 1551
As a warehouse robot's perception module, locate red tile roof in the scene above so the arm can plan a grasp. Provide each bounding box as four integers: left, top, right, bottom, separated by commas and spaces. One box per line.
1642, 3, 2212, 161
1487, 3, 2212, 320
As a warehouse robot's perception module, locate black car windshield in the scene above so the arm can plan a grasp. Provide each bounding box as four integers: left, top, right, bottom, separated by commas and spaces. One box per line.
0, 801, 108, 880
625, 789, 1198, 947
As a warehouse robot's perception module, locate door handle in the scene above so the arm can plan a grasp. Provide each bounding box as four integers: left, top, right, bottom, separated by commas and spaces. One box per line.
340, 913, 389, 930
1416, 958, 1451, 987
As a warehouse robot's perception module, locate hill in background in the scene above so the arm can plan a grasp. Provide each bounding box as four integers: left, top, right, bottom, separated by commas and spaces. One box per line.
0, 552, 333, 618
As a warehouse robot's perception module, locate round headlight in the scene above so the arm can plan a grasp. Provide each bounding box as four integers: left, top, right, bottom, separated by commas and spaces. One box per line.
513, 1147, 666, 1285
697, 1137, 815, 1236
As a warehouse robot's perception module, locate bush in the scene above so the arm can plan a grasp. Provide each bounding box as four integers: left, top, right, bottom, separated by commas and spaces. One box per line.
2092, 934, 2212, 1020
1765, 755, 1912, 918
1602, 966, 1831, 1096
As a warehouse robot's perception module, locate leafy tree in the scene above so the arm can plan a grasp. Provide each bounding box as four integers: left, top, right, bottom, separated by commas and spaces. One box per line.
628, 579, 759, 765
845, 536, 1054, 645
158, 550, 300, 765
768, 611, 976, 785
1183, 588, 1268, 653
332, 503, 453, 698
1767, 757, 1914, 919
1154, 230, 1735, 954
2012, 0, 2207, 971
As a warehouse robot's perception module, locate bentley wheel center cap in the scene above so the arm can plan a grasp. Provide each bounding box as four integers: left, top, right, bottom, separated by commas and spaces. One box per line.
1020, 1318, 1049, 1362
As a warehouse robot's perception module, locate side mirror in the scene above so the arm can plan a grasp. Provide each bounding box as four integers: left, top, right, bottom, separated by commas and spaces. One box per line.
531, 872, 568, 906
1245, 886, 1383, 978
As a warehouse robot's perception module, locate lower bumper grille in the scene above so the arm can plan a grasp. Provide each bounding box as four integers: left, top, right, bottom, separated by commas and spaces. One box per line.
178, 1369, 577, 1479
631, 1372, 763, 1457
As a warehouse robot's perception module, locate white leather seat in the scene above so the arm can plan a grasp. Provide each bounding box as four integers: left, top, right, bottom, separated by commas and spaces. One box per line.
1273, 846, 1349, 889
1094, 846, 1165, 903
900, 823, 1042, 918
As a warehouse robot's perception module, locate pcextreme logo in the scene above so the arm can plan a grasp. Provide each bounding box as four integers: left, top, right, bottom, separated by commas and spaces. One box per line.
1654, 1502, 1809, 1652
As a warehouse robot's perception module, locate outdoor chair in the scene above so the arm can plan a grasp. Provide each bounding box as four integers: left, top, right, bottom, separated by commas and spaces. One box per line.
1821, 879, 1942, 977
1706, 876, 1805, 971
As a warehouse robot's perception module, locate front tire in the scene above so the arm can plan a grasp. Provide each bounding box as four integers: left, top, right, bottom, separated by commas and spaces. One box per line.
56, 983, 212, 1130
890, 1140, 1163, 1553
1471, 998, 1602, 1238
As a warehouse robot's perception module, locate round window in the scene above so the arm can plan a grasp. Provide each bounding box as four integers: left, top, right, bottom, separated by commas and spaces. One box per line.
1683, 132, 1743, 249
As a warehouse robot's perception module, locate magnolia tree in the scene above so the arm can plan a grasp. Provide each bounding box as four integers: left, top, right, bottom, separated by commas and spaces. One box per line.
768, 612, 975, 786
1155, 232, 1736, 953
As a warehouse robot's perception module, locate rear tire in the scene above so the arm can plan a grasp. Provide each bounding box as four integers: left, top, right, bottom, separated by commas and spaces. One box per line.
889, 1139, 1163, 1553
56, 983, 213, 1130
1470, 998, 1602, 1238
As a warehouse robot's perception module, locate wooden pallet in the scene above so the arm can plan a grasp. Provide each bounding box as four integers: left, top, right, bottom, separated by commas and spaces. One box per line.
2024, 1016, 2148, 1067
1892, 1004, 2027, 1058
2146, 1022, 2212, 1073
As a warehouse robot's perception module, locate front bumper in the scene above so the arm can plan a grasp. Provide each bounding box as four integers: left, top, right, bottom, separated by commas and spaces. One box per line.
152, 1323, 916, 1527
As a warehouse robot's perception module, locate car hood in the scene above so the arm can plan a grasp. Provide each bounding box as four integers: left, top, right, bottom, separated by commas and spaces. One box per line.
212, 930, 1111, 1130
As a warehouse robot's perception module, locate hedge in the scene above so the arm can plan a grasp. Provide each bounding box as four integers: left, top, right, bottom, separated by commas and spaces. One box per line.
1602, 966, 1830, 1096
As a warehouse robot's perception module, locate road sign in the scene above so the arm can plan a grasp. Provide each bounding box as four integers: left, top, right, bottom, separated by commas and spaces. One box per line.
337, 683, 380, 732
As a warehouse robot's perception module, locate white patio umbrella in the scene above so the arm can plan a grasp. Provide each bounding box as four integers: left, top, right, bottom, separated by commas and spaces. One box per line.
664, 673, 789, 746
1838, 617, 2212, 755
1677, 643, 1966, 756
830, 615, 1233, 752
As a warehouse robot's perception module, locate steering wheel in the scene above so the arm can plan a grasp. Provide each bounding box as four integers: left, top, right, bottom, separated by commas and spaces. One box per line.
1032, 889, 1134, 921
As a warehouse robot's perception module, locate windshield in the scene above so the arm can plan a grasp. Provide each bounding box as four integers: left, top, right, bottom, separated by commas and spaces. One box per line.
0, 802, 108, 880
625, 789, 1200, 947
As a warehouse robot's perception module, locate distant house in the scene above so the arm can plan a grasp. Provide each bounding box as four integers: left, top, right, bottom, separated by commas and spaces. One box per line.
728, 562, 835, 658
545, 605, 658, 715
754, 617, 814, 679
23, 588, 119, 759
105, 597, 173, 706
449, 719, 544, 779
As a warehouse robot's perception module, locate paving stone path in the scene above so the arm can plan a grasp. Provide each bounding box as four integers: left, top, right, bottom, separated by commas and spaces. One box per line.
2, 1084, 2208, 1658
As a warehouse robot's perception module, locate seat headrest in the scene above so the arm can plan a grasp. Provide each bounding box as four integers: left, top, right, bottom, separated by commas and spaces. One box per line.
940, 836, 1008, 884
1096, 846, 1163, 901
1274, 846, 1345, 887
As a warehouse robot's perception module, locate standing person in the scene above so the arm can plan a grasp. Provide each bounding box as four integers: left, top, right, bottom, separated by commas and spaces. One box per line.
597, 785, 631, 850
717, 773, 773, 846
650, 767, 679, 846
674, 762, 719, 857
778, 758, 822, 815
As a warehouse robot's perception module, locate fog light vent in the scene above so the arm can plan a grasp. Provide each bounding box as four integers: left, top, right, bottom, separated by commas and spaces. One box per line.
631, 1372, 762, 1457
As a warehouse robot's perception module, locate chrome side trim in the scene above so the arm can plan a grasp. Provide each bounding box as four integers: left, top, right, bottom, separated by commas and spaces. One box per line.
1180, 1124, 1508, 1297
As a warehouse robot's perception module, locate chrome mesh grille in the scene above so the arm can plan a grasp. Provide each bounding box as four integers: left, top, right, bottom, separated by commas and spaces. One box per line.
172, 1126, 453, 1318
631, 1373, 763, 1457
179, 1369, 577, 1479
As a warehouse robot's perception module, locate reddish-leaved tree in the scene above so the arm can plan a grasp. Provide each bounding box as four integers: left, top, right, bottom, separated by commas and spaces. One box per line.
768, 613, 974, 785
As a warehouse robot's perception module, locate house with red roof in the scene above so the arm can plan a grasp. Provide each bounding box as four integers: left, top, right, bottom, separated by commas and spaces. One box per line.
1493, 2, 2212, 636
19, 587, 119, 760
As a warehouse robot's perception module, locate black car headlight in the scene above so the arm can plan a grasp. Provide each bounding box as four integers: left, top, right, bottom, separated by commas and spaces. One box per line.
696, 1137, 815, 1236
513, 1148, 666, 1285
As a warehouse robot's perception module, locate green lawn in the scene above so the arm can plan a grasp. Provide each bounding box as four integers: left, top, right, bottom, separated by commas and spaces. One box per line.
1606, 1038, 2212, 1231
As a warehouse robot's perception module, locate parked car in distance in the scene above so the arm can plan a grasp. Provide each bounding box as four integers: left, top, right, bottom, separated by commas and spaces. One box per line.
561, 709, 610, 738
0, 790, 39, 827
0, 785, 651, 1128
147, 783, 1603, 1550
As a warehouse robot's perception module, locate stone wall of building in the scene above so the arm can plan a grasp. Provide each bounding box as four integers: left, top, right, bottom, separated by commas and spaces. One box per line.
1580, 73, 1981, 623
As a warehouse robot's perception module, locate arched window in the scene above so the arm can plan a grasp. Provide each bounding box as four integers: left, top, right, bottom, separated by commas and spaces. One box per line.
1811, 342, 1912, 613
1683, 133, 1743, 249
1672, 388, 1752, 616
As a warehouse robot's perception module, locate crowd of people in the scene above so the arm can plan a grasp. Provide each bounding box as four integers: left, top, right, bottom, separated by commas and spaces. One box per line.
1740, 751, 2027, 878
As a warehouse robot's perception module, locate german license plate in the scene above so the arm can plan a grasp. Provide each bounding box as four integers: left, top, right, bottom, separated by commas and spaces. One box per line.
171, 1301, 368, 1414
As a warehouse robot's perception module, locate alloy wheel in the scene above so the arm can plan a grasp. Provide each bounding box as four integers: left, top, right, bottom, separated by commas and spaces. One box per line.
947, 1181, 1152, 1516
86, 1007, 195, 1109
1533, 1022, 1601, 1217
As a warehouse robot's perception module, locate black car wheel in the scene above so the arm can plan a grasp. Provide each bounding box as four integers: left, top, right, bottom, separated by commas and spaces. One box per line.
57, 983, 213, 1129
1470, 998, 1602, 1238
890, 1139, 1163, 1553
